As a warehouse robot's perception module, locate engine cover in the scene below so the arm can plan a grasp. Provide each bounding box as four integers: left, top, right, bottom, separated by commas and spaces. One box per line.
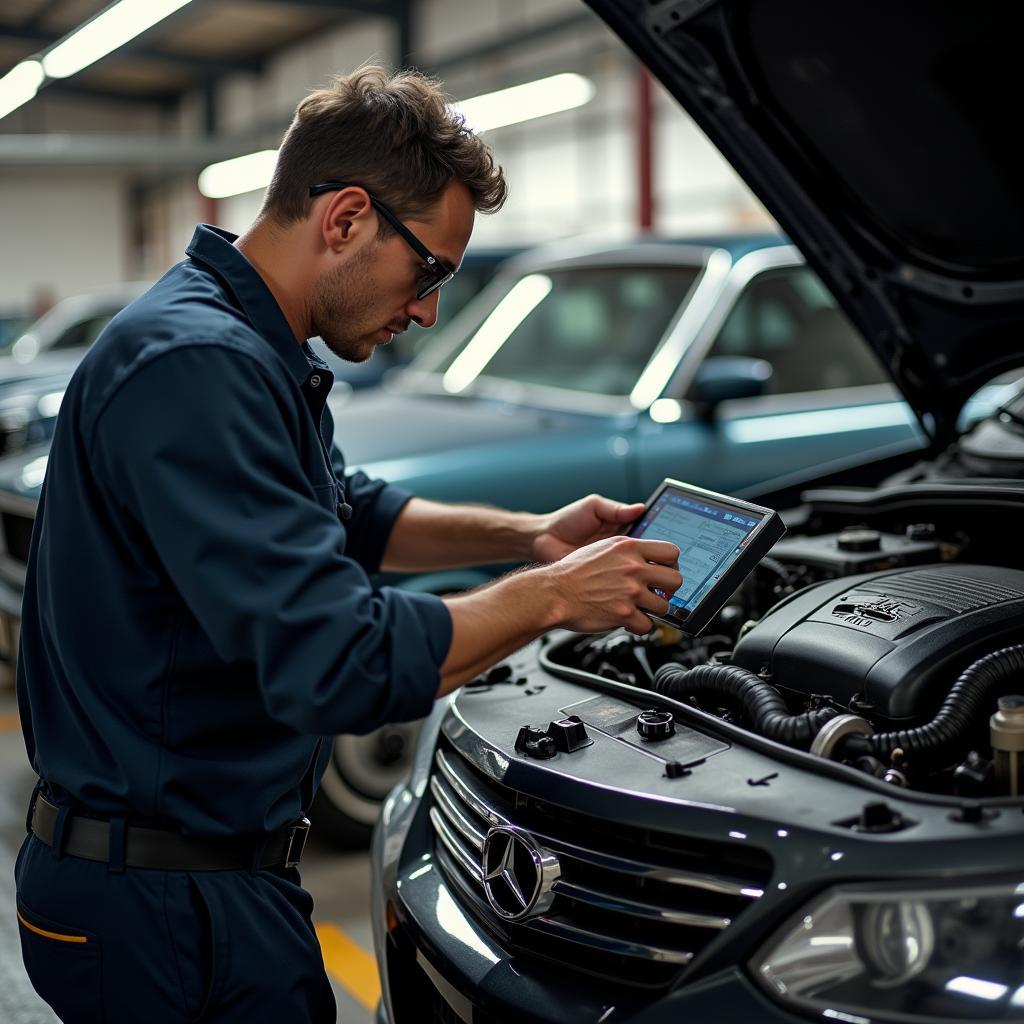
732, 564, 1024, 721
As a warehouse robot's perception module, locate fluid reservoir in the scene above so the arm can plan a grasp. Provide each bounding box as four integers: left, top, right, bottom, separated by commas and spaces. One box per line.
991, 695, 1024, 796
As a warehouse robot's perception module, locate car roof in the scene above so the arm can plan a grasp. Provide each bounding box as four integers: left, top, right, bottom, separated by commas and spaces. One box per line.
500, 231, 789, 274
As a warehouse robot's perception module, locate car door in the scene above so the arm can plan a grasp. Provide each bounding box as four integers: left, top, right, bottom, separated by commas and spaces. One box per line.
633, 262, 924, 498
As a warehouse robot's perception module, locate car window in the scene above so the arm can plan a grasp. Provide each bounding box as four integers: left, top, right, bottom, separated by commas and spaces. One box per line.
432, 265, 700, 396
705, 266, 888, 393
48, 313, 116, 352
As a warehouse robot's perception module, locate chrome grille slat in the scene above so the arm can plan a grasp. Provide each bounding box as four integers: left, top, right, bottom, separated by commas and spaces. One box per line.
429, 807, 482, 883
551, 879, 731, 930
523, 917, 694, 965
436, 749, 757, 899
435, 750, 511, 828
538, 834, 757, 898
429, 745, 770, 982
430, 775, 485, 852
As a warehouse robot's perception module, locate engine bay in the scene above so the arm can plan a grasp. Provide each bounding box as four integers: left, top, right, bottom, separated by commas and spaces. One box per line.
545, 451, 1024, 802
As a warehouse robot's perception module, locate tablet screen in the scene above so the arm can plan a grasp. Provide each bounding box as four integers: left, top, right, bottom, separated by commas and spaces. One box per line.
630, 486, 768, 619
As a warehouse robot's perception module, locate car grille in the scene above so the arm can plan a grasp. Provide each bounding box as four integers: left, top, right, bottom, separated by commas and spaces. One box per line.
429, 739, 772, 987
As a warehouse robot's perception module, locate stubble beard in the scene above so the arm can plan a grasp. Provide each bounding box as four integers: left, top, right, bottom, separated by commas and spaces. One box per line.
310, 246, 384, 363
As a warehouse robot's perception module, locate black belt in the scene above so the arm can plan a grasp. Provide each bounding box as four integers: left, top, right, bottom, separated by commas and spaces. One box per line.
29, 795, 310, 872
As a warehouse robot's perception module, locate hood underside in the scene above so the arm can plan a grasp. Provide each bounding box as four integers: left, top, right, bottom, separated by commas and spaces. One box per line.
586, 0, 1024, 444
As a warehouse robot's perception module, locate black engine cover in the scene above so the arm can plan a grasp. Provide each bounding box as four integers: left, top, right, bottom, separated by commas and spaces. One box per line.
732, 564, 1024, 721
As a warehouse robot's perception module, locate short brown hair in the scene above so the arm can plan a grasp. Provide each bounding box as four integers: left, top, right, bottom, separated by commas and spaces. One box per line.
262, 64, 507, 225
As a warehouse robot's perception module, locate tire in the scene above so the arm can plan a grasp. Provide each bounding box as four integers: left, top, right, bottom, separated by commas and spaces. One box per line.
311, 720, 423, 849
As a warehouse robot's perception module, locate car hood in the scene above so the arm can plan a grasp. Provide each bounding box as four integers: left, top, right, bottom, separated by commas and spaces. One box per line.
586, 0, 1024, 444
329, 388, 588, 465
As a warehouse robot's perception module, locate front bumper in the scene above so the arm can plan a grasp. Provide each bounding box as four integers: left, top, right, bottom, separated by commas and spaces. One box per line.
371, 792, 797, 1024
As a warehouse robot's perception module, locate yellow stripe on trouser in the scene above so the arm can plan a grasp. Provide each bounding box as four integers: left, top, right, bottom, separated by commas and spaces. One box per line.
315, 922, 381, 1011
17, 911, 88, 944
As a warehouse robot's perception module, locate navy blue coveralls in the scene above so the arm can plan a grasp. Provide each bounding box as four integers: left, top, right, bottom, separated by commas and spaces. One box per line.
14, 225, 452, 1022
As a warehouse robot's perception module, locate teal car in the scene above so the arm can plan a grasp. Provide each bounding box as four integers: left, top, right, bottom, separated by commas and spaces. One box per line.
331, 232, 919, 600
311, 232, 941, 841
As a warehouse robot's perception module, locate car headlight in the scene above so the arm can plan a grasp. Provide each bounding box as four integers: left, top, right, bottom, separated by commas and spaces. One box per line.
753, 878, 1024, 1022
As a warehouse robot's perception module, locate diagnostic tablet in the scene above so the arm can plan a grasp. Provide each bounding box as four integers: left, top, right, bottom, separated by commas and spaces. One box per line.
627, 478, 786, 636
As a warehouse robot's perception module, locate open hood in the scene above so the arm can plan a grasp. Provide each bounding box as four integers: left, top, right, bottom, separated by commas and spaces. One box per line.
586, 0, 1024, 445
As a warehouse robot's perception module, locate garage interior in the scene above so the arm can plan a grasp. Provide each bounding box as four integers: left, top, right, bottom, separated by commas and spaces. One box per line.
7, 3, 1021, 1024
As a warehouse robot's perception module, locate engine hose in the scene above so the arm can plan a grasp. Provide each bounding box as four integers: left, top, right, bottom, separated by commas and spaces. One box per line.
653, 662, 841, 750
838, 644, 1024, 764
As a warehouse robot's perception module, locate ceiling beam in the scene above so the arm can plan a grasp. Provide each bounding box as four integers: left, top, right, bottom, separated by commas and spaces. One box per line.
39, 84, 181, 110
243, 0, 396, 18
0, 131, 245, 166
21, 0, 65, 33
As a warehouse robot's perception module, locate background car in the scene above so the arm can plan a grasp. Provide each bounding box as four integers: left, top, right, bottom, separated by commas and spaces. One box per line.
275, 231, 937, 846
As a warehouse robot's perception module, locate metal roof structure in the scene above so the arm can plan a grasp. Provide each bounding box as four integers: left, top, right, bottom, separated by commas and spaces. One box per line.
0, 0, 410, 109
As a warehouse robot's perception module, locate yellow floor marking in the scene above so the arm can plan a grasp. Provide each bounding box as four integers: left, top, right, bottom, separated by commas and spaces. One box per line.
0, 712, 20, 734
315, 921, 381, 1011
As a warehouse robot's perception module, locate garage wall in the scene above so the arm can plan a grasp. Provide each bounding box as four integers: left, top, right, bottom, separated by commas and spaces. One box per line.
0, 168, 129, 309
0, 97, 163, 310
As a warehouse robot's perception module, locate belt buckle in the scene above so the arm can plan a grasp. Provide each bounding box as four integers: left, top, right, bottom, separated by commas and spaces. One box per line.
283, 816, 311, 868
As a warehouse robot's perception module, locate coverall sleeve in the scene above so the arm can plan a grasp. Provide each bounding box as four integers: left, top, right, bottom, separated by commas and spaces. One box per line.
91, 342, 452, 736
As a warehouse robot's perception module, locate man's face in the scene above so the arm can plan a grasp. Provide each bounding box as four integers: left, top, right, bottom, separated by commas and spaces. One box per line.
310, 181, 475, 363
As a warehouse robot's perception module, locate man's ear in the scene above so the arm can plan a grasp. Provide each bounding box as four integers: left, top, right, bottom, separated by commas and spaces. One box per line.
320, 187, 374, 251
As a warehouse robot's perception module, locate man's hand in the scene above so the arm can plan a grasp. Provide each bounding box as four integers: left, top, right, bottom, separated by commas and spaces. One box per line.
531, 494, 646, 563
439, 534, 683, 694
545, 535, 683, 636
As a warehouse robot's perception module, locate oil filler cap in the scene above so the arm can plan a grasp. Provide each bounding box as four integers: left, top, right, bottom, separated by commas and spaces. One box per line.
637, 709, 675, 741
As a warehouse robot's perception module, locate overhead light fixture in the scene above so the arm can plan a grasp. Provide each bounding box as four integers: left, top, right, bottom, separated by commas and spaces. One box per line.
198, 149, 279, 200
0, 60, 44, 122
453, 73, 595, 133
197, 72, 596, 199
42, 0, 194, 80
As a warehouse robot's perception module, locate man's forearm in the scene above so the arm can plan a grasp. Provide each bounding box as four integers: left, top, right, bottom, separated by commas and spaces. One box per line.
381, 497, 542, 573
437, 567, 564, 694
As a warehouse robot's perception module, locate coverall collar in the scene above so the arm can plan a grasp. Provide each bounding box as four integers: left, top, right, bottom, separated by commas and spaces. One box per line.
186, 224, 316, 389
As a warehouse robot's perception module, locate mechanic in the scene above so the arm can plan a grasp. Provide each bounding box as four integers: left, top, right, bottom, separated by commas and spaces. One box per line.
14, 65, 682, 1023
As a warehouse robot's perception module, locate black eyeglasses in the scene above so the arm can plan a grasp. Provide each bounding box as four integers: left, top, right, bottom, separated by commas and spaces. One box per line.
309, 181, 455, 300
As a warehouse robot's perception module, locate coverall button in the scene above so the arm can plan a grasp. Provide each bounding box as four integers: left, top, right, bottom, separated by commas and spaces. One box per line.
309, 374, 321, 387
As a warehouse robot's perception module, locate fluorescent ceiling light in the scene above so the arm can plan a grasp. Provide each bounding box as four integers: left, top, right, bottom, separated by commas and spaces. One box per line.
454, 73, 595, 132
198, 149, 279, 199
43, 0, 194, 80
0, 60, 44, 121
197, 72, 596, 199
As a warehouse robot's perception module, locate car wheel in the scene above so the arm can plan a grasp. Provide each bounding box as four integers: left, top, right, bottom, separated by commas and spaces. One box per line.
311, 721, 423, 848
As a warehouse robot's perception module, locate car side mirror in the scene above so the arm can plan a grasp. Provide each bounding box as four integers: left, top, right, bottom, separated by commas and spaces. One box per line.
690, 356, 772, 419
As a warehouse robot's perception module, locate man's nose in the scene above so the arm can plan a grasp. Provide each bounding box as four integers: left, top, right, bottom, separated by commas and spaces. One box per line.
407, 290, 440, 329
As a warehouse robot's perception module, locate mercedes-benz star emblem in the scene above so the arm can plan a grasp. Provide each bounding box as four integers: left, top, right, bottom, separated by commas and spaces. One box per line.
482, 826, 560, 921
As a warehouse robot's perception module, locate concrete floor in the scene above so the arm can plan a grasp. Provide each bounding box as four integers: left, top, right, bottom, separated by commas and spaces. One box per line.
0, 686, 377, 1023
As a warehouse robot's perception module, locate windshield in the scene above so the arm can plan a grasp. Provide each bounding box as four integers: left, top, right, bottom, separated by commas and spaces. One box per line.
416, 264, 701, 397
